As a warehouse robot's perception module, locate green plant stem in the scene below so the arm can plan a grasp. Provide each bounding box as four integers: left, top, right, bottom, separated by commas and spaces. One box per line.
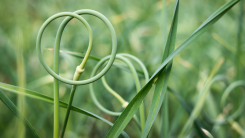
60, 60, 90, 138
0, 82, 129, 138
116, 55, 146, 128
92, 53, 149, 131
101, 76, 127, 106
45, 49, 146, 78
60, 85, 77, 138
52, 11, 93, 138
53, 80, 59, 138
90, 55, 145, 130
15, 29, 26, 138
161, 92, 168, 138
60, 24, 92, 138
37, 10, 117, 85
160, 0, 168, 137
37, 10, 117, 137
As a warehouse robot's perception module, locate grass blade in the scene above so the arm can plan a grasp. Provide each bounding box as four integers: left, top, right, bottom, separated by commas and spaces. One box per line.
105, 1, 239, 138
149, 0, 239, 82
0, 82, 129, 138
0, 89, 40, 138
142, 0, 179, 137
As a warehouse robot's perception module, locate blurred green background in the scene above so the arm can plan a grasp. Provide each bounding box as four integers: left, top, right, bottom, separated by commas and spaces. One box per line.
0, 0, 244, 137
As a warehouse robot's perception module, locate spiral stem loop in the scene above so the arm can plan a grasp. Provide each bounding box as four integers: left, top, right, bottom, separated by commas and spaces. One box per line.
36, 9, 117, 138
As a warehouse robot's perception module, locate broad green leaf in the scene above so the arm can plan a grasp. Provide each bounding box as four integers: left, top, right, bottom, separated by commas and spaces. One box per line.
105, 1, 239, 137
179, 58, 224, 137
0, 82, 129, 138
142, 0, 179, 137
0, 89, 40, 138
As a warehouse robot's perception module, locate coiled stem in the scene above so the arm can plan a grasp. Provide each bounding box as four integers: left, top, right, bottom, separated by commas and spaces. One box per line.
36, 9, 117, 138
89, 53, 149, 131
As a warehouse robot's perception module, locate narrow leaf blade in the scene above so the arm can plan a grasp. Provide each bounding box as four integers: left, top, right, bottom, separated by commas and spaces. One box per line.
105, 1, 239, 137
0, 82, 129, 138
0, 89, 40, 138
142, 0, 179, 137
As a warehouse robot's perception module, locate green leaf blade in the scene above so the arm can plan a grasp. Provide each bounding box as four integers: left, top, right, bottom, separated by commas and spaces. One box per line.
0, 82, 129, 138
142, 0, 179, 137
0, 89, 40, 138
105, 1, 239, 137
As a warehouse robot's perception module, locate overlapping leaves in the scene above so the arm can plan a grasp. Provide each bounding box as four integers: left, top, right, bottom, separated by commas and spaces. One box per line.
105, 0, 240, 137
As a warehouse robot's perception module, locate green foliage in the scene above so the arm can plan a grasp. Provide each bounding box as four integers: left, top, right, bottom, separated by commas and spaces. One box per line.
0, 0, 244, 138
